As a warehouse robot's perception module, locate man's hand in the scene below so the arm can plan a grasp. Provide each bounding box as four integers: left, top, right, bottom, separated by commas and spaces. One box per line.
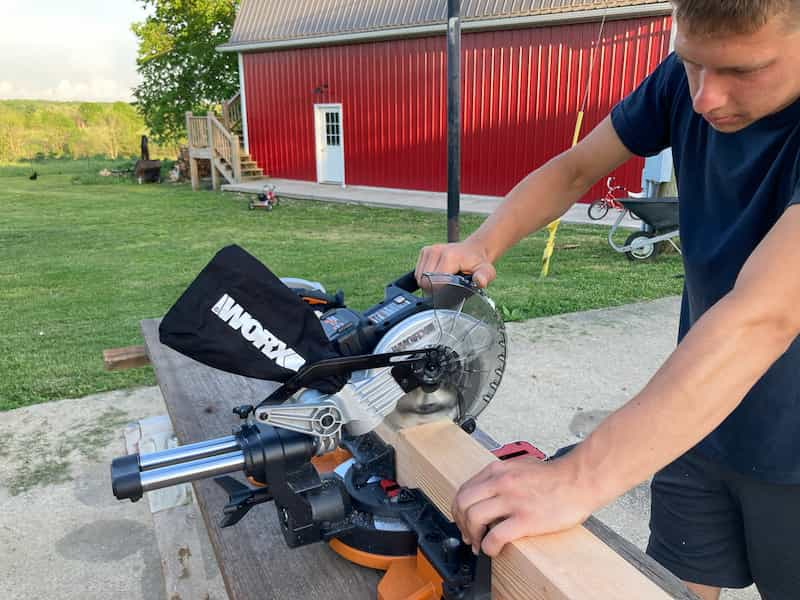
415, 240, 496, 288
451, 456, 594, 557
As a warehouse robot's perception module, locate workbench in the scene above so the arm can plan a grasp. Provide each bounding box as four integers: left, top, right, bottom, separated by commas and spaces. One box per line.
140, 318, 698, 600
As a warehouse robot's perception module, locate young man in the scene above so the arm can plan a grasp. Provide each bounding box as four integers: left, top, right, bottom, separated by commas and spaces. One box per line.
414, 2, 800, 598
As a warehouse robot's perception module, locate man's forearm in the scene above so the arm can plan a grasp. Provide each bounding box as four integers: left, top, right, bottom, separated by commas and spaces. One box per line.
565, 291, 799, 508
467, 154, 590, 262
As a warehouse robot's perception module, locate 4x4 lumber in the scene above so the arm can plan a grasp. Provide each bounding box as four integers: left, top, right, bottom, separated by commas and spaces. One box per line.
391, 421, 674, 600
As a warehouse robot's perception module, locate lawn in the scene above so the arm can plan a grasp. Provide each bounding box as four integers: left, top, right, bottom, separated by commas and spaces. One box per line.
2, 156, 144, 178
0, 161, 684, 410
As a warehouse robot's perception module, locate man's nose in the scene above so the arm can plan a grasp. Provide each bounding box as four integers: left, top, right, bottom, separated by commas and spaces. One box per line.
692, 69, 727, 115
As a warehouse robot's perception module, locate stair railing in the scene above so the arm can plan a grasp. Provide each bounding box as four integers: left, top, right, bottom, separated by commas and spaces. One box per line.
222, 91, 242, 132
208, 112, 241, 183
186, 113, 209, 149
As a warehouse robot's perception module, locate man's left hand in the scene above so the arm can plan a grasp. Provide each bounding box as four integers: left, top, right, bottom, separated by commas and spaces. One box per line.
451, 455, 595, 557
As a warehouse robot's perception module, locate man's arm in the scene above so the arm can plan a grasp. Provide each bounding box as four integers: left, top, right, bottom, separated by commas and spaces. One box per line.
414, 117, 633, 286
454, 204, 800, 557
568, 202, 800, 507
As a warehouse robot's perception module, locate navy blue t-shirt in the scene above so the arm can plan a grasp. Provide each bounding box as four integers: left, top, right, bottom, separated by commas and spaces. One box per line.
611, 53, 800, 483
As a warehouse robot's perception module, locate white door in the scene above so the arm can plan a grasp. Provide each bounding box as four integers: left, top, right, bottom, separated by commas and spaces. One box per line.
314, 104, 345, 185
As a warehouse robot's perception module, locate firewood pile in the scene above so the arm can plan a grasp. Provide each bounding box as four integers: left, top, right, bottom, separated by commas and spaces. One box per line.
174, 147, 210, 182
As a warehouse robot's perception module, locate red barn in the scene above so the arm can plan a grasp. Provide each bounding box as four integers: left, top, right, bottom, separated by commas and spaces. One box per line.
218, 0, 673, 201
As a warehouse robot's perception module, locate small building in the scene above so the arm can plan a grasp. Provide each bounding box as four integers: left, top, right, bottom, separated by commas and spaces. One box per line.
216, 0, 674, 201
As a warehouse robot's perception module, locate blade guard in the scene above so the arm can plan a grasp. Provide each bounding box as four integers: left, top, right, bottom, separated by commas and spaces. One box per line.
373, 273, 507, 427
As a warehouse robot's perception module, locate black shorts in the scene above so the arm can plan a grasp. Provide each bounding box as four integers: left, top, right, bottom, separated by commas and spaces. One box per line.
647, 448, 800, 599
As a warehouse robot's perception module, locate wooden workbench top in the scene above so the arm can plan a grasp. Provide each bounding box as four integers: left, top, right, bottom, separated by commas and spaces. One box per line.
140, 318, 696, 600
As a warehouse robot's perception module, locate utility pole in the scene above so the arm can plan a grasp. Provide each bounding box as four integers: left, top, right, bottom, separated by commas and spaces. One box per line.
446, 0, 461, 243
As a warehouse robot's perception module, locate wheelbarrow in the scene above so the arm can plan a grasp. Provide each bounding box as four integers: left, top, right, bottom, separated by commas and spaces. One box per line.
608, 197, 681, 261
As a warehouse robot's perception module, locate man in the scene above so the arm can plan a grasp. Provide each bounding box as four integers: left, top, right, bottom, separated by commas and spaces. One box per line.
414, 2, 800, 598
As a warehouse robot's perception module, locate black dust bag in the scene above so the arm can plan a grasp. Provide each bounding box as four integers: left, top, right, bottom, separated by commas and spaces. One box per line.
159, 245, 344, 392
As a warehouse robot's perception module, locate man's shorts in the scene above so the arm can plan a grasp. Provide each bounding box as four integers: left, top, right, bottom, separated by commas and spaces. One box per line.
647, 448, 800, 599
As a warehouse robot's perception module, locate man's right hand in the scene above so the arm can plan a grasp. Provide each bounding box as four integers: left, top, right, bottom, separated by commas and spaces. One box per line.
414, 241, 496, 288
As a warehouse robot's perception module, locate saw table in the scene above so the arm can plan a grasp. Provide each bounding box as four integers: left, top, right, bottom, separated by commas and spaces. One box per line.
139, 318, 698, 600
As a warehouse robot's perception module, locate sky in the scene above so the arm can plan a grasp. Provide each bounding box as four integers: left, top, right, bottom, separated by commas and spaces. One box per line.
0, 0, 150, 103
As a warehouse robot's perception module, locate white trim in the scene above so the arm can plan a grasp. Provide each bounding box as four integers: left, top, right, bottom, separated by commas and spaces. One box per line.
669, 11, 678, 51
313, 103, 345, 186
218, 4, 672, 53
238, 52, 250, 154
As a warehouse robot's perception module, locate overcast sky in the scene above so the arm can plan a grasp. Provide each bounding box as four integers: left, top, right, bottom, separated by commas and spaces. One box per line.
0, 0, 149, 102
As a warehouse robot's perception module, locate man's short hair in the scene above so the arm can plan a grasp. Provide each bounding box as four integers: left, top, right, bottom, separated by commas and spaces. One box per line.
671, 0, 799, 34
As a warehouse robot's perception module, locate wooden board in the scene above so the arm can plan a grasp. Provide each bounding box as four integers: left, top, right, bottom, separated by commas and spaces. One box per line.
103, 345, 150, 371
393, 421, 698, 600
141, 319, 380, 600
374, 424, 696, 600
152, 503, 223, 600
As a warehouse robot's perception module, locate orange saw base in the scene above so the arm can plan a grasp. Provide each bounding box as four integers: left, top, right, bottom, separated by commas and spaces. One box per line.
329, 538, 443, 600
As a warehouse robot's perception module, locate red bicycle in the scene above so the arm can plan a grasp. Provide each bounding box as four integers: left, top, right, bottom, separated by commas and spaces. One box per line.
587, 177, 636, 220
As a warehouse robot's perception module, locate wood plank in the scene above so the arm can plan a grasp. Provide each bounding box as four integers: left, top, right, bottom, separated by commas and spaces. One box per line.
103, 345, 150, 371
393, 421, 696, 600
152, 503, 223, 600
375, 424, 695, 600
124, 414, 226, 599
140, 319, 380, 600
581, 517, 697, 600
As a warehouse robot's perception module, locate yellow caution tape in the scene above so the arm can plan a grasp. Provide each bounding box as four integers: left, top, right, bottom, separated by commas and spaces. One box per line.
540, 111, 584, 278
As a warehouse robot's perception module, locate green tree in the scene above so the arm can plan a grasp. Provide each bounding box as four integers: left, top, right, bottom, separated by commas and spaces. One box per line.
131, 0, 239, 144
0, 107, 25, 161
93, 102, 143, 159
78, 102, 104, 127
0, 100, 173, 161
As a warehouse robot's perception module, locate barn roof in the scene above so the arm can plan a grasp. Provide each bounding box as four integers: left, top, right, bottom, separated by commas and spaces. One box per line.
219, 0, 672, 52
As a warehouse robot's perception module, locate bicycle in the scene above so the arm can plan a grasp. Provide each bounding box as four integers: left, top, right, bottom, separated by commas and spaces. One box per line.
587, 177, 636, 220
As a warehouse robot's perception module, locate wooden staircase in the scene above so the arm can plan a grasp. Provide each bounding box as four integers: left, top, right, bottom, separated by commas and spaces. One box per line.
185, 92, 265, 190
210, 146, 265, 185
238, 152, 264, 181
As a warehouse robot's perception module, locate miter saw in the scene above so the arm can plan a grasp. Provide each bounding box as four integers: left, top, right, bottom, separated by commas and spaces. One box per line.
110, 245, 538, 600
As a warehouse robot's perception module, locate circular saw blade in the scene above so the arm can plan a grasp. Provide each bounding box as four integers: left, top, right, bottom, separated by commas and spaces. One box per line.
373, 274, 506, 430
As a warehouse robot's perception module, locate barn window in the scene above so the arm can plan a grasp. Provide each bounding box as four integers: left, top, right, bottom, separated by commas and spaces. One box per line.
325, 111, 341, 146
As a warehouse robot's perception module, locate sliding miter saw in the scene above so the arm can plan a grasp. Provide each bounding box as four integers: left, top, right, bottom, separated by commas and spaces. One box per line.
110, 245, 530, 600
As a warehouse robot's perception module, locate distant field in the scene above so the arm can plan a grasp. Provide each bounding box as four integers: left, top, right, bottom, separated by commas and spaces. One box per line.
0, 99, 174, 162
0, 161, 683, 410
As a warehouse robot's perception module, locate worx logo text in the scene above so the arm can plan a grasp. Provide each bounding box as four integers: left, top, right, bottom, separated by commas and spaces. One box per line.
211, 293, 305, 371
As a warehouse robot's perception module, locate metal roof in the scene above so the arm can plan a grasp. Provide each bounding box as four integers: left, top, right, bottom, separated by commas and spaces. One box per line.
220, 0, 672, 52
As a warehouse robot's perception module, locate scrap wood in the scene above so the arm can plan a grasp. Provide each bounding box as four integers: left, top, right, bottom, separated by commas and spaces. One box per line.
103, 345, 150, 371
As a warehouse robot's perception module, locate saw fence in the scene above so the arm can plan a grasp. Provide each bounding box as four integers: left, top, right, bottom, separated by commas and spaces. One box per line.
124, 318, 698, 600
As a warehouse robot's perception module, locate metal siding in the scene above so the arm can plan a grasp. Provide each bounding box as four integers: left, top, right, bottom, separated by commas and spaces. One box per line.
244, 16, 671, 199
231, 0, 669, 44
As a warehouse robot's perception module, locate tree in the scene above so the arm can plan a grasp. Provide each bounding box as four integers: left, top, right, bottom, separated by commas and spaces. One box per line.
0, 107, 25, 161
98, 102, 143, 159
132, 0, 239, 145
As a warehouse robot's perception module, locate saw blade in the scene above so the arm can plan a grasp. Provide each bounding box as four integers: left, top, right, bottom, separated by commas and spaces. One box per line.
372, 274, 506, 430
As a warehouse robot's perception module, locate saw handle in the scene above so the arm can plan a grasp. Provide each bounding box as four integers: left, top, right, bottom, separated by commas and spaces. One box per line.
388, 270, 420, 293
389, 270, 475, 295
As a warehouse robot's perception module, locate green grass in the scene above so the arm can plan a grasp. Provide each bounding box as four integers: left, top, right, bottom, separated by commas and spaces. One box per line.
0, 166, 683, 410
1, 157, 175, 184
1, 157, 135, 178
